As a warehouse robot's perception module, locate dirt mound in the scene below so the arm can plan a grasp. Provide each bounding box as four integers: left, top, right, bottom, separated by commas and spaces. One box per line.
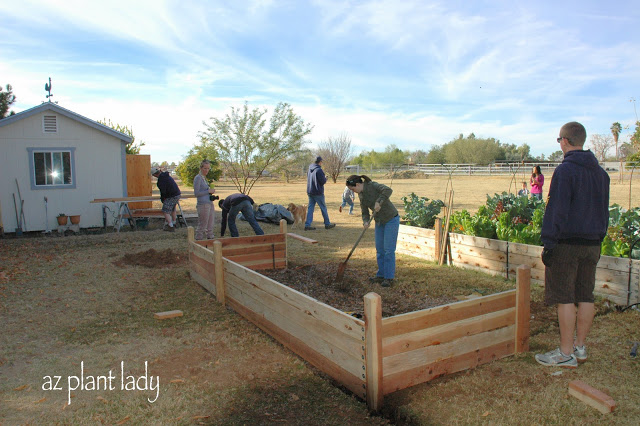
114, 248, 187, 268
383, 170, 425, 179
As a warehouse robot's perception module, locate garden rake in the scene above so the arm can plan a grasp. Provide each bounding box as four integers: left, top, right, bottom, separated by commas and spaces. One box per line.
335, 212, 376, 282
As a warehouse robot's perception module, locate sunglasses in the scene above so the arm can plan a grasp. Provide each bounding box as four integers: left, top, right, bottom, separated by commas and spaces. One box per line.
557, 136, 571, 143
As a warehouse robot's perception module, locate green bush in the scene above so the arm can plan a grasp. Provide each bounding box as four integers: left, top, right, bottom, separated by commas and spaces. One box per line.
401, 193, 445, 229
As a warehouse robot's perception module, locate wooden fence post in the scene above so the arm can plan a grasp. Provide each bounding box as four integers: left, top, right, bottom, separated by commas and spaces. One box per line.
434, 218, 442, 260
213, 240, 225, 306
515, 264, 531, 353
364, 292, 383, 411
187, 226, 194, 243
280, 219, 288, 268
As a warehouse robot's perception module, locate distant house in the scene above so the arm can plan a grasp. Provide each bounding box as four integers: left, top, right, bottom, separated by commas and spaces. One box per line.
0, 102, 132, 233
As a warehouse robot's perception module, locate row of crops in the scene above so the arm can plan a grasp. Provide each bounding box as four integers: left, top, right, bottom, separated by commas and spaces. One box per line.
401, 192, 640, 259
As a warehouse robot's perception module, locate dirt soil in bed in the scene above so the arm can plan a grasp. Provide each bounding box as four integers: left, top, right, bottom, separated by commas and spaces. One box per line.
261, 262, 456, 317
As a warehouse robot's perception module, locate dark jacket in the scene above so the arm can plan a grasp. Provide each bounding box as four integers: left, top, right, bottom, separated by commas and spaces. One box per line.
306, 163, 327, 196
220, 194, 254, 237
156, 172, 181, 202
541, 150, 610, 249
358, 181, 398, 225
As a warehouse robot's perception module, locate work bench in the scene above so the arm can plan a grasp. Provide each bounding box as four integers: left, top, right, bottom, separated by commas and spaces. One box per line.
90, 195, 197, 231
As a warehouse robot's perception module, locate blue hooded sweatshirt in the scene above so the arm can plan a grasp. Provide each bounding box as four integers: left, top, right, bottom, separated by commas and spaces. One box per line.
541, 150, 609, 249
306, 163, 327, 196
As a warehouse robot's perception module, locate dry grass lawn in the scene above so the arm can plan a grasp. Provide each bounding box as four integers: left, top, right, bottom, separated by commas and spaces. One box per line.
1, 174, 639, 425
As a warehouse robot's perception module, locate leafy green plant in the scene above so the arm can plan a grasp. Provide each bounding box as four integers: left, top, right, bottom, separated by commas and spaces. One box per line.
401, 193, 445, 228
604, 204, 640, 259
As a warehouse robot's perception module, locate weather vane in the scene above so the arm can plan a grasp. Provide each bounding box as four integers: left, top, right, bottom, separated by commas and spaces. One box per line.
45, 77, 53, 102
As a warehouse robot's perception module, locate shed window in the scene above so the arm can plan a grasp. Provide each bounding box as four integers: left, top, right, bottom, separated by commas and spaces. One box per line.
31, 150, 74, 186
43, 115, 58, 133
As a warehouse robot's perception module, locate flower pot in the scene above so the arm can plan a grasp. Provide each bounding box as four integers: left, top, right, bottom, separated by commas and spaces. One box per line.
70, 215, 81, 225
57, 216, 68, 226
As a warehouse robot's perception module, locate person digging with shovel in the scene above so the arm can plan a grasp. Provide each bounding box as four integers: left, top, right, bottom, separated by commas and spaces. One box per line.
346, 175, 399, 287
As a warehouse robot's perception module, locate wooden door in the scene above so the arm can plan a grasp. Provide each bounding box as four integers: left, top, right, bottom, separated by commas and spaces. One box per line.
126, 155, 152, 209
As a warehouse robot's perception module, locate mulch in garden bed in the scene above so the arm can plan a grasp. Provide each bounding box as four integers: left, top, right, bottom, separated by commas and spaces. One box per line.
261, 262, 455, 317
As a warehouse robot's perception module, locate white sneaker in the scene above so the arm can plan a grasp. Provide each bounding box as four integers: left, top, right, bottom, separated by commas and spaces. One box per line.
535, 348, 578, 368
574, 345, 587, 363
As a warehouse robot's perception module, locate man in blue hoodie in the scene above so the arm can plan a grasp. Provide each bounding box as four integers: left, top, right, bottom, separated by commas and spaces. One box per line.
535, 122, 610, 368
304, 156, 335, 230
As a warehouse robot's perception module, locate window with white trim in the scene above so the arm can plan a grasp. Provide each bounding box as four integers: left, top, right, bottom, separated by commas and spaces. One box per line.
31, 150, 74, 186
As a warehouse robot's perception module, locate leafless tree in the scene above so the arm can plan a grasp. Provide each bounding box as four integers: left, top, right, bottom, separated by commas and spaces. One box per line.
589, 134, 614, 162
317, 133, 353, 183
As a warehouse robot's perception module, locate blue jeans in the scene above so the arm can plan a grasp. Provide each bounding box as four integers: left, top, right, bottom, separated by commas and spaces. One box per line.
532, 193, 542, 200
341, 197, 354, 214
374, 214, 400, 279
305, 194, 331, 227
229, 200, 264, 237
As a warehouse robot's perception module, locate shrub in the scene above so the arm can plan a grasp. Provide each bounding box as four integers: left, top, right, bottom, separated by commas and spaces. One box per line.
401, 193, 444, 229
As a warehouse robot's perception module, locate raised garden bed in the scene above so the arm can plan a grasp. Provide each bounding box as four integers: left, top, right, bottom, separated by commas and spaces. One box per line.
187, 222, 531, 411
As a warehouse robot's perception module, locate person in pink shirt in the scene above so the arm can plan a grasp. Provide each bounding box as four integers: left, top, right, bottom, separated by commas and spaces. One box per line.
530, 165, 544, 200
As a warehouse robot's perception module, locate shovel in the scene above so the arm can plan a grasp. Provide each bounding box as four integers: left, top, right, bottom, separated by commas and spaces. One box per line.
335, 213, 376, 281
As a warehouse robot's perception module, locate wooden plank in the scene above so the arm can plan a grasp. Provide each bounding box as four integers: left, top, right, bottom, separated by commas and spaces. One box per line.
449, 232, 508, 251
190, 252, 215, 276
225, 249, 286, 265
396, 247, 436, 262
217, 233, 285, 248
224, 277, 365, 378
189, 268, 216, 296
597, 255, 640, 273
382, 290, 516, 338
383, 325, 515, 376
224, 259, 365, 340
398, 224, 436, 238
154, 310, 183, 320
287, 233, 318, 244
568, 380, 616, 414
130, 209, 164, 217
91, 194, 197, 203
397, 234, 436, 251
236, 260, 287, 271
382, 308, 515, 357
226, 295, 366, 399
191, 242, 215, 263
364, 293, 383, 412
383, 340, 514, 395
222, 242, 287, 257
225, 272, 364, 357
515, 265, 531, 353
397, 231, 437, 247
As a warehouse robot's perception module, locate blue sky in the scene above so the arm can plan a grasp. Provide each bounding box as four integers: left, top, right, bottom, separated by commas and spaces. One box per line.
1, 0, 639, 164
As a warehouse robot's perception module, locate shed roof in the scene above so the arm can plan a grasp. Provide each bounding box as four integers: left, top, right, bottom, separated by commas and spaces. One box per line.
0, 102, 133, 143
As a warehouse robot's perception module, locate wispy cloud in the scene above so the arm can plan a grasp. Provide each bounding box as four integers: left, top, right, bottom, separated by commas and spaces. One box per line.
1, 0, 638, 163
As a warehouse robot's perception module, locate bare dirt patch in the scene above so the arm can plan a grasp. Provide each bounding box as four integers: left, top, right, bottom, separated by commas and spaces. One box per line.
261, 262, 456, 317
113, 248, 187, 268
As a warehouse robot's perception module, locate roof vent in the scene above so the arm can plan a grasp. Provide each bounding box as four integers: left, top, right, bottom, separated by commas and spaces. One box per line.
43, 115, 57, 133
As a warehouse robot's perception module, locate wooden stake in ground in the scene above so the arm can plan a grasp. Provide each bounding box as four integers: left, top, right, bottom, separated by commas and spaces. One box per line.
439, 191, 454, 266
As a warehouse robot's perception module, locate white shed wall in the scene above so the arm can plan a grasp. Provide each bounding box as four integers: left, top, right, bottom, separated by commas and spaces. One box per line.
0, 111, 126, 232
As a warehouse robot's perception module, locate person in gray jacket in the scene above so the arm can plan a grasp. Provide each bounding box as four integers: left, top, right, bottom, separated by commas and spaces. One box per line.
346, 174, 399, 287
193, 160, 217, 240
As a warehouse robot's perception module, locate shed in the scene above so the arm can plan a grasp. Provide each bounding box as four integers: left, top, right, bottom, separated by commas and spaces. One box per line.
0, 102, 132, 233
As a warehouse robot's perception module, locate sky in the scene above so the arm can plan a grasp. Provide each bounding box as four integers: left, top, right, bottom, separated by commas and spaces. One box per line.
1, 0, 639, 165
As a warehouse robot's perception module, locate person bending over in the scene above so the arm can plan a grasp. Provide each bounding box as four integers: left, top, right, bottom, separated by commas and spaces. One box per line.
218, 193, 264, 238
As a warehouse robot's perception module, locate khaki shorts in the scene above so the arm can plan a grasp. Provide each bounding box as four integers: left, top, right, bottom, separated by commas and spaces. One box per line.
544, 243, 601, 305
